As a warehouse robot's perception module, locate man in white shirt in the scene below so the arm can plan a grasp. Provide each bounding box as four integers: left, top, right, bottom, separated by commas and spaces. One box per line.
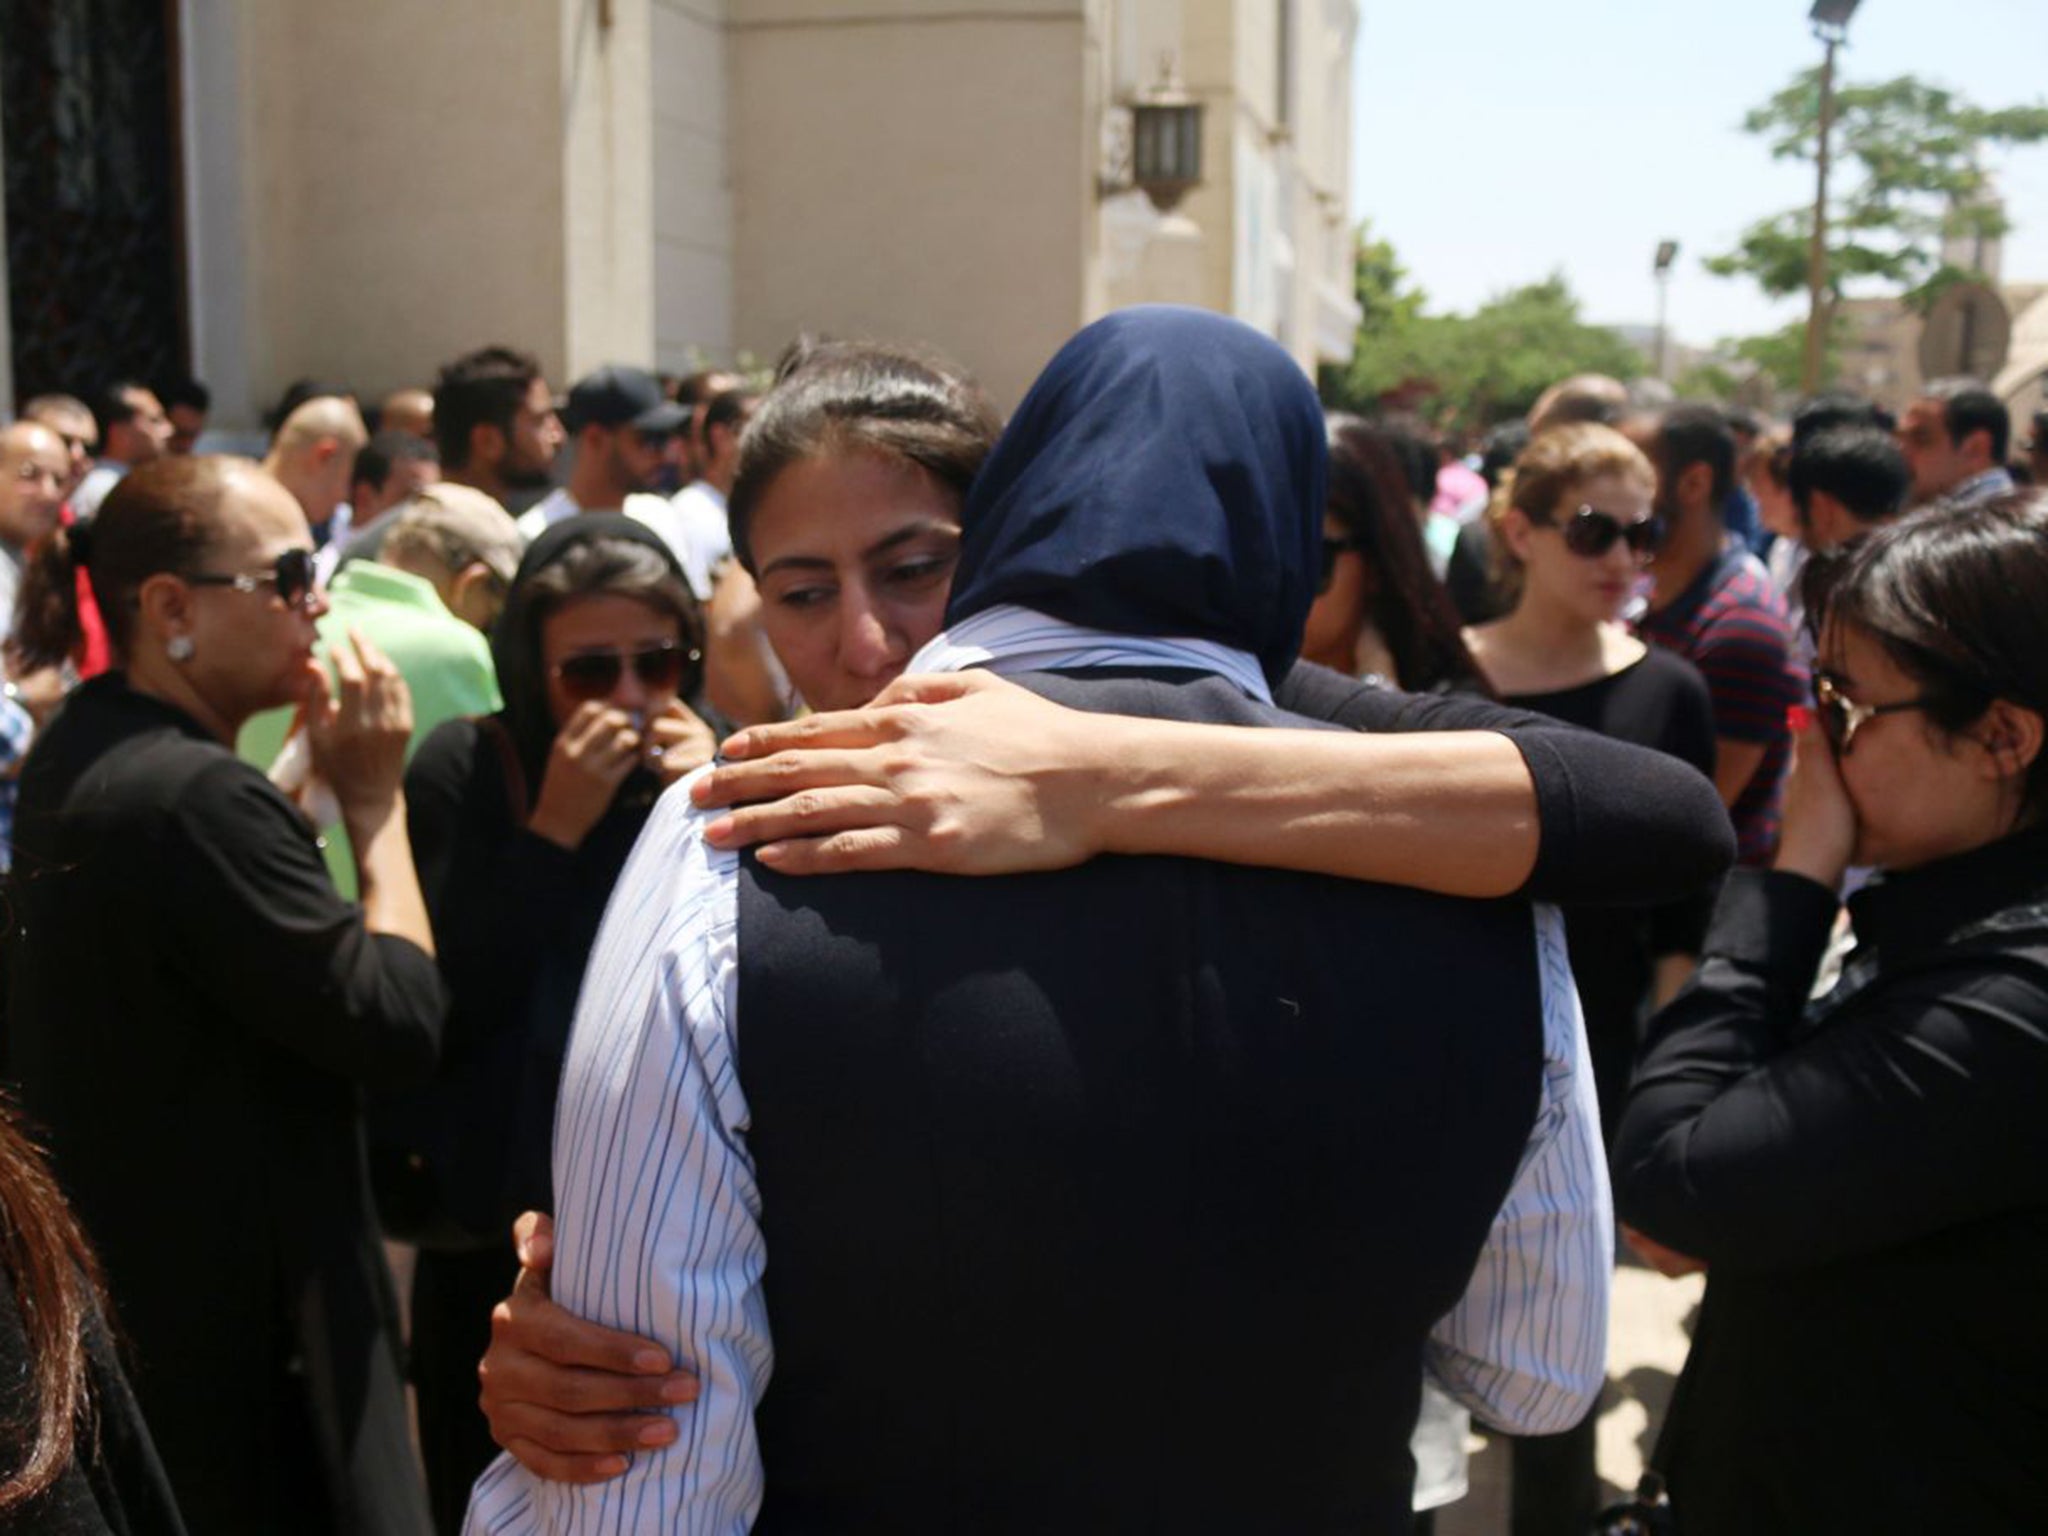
645, 385, 755, 601
515, 365, 686, 544
0, 422, 67, 638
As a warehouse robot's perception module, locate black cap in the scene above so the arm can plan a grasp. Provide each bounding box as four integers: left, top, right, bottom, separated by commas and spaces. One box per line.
560, 365, 688, 435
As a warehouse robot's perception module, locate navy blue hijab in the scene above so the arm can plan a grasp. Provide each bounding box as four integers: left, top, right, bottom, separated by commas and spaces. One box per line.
945, 306, 1326, 684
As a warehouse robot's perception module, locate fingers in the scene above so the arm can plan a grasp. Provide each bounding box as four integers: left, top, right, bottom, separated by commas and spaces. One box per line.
755, 825, 916, 876
493, 1394, 683, 1477
703, 785, 904, 851
868, 671, 1000, 707
490, 1289, 675, 1377
512, 1211, 556, 1273
330, 630, 367, 721
693, 746, 892, 811
721, 704, 906, 761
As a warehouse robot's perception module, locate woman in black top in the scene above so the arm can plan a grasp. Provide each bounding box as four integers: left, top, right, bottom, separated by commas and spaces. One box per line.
1463, 423, 1721, 1536
393, 515, 711, 1532
1, 458, 444, 1535
0, 1101, 184, 1536
1616, 490, 2048, 1533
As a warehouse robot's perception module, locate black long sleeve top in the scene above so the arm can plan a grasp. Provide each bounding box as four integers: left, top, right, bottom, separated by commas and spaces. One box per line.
1612, 830, 2048, 1533
1276, 661, 1735, 909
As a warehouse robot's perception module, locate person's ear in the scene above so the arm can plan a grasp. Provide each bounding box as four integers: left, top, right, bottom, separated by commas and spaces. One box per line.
450, 562, 503, 633
1972, 699, 2044, 780
470, 422, 506, 471
1676, 460, 1715, 515
135, 571, 197, 649
1498, 506, 1538, 564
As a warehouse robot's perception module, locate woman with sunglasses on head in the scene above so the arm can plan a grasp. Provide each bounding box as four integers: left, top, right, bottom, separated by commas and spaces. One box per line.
1459, 423, 1719, 1536
1, 457, 443, 1536
1614, 489, 2048, 1534
391, 513, 712, 1534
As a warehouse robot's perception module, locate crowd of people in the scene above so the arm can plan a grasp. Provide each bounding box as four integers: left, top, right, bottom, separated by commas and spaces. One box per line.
0, 312, 2039, 1536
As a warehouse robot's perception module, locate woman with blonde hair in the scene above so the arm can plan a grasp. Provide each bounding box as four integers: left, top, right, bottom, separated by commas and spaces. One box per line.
1462, 422, 1721, 1536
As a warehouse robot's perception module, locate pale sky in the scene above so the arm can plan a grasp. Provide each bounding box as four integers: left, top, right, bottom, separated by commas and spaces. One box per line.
1350, 0, 2048, 351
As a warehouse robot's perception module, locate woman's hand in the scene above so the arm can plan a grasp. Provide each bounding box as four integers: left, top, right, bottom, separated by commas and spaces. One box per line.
528, 703, 643, 851
1623, 1223, 1708, 1279
692, 670, 1114, 875
648, 699, 716, 786
478, 1213, 698, 1483
1773, 709, 1858, 891
305, 628, 414, 836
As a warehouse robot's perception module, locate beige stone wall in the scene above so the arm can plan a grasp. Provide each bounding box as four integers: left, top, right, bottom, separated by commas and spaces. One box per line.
194, 0, 659, 420
652, 0, 734, 368
728, 0, 1091, 409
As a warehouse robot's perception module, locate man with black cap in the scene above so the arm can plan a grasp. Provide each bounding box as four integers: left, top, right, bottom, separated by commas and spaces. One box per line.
515, 364, 687, 540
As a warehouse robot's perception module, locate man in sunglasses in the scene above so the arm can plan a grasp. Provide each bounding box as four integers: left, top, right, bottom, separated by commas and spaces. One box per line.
1631, 404, 1805, 867
239, 487, 519, 897
515, 365, 687, 543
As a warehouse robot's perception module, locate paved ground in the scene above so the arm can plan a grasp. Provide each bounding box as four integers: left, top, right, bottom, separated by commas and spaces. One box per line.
1439, 1258, 1704, 1534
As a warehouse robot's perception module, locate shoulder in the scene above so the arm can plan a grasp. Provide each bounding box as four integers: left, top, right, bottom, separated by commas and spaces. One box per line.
408, 714, 489, 790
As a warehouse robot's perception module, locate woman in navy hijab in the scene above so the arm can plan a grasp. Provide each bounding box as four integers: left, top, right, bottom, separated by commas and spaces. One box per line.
944, 304, 1326, 684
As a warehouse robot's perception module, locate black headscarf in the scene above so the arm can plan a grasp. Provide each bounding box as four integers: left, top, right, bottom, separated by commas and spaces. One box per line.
490, 512, 690, 784
945, 306, 1327, 684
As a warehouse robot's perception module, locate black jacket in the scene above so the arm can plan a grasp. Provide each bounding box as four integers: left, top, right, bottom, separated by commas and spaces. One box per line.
1615, 831, 2048, 1533
1, 675, 443, 1536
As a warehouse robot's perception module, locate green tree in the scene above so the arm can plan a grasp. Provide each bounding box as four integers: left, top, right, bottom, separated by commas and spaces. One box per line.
1322, 234, 1643, 429
1707, 72, 2048, 321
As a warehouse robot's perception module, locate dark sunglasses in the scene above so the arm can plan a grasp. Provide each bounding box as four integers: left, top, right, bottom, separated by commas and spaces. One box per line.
1536, 505, 1666, 560
1319, 535, 1365, 593
182, 547, 319, 610
551, 640, 700, 703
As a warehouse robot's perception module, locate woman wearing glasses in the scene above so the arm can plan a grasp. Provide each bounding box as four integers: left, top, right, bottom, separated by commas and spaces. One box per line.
2, 457, 443, 1535
393, 513, 712, 1533
1460, 422, 1719, 1536
1615, 489, 2048, 1533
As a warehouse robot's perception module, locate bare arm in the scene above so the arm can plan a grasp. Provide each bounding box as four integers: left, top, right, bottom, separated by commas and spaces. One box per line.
696, 671, 1540, 897
1712, 737, 1768, 809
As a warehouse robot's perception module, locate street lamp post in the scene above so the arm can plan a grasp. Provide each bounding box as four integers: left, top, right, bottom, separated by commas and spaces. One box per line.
1802, 0, 1861, 394
1654, 240, 1679, 380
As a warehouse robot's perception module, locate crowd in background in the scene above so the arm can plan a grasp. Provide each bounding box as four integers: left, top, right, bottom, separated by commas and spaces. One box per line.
0, 319, 2038, 1536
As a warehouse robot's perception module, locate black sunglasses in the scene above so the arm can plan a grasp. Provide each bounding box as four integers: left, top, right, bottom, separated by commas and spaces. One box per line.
1812, 672, 1932, 755
1536, 505, 1666, 560
182, 547, 319, 610
552, 640, 701, 704
1319, 535, 1365, 593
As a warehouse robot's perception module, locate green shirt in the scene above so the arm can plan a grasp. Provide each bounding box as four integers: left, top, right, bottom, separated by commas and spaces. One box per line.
239, 561, 501, 896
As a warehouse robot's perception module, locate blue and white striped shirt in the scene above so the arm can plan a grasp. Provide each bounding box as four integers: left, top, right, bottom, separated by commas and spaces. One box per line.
466, 605, 1611, 1535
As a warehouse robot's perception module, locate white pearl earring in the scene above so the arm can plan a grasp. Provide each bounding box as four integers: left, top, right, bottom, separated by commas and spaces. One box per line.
166, 635, 195, 662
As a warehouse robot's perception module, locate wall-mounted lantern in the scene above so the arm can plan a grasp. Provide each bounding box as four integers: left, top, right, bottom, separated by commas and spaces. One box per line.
1130, 61, 1204, 214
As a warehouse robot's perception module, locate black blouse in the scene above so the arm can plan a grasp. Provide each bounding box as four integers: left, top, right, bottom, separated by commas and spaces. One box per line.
1614, 830, 2048, 1532
1, 674, 442, 1536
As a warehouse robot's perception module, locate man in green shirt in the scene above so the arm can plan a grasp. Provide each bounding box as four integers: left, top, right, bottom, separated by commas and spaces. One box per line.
242, 486, 523, 894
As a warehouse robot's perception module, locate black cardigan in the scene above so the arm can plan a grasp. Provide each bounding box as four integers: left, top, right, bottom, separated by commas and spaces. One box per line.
1, 675, 442, 1536
1614, 830, 2048, 1532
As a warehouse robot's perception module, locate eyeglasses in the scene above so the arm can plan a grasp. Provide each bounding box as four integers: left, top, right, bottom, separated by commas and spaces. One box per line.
1532, 505, 1667, 560
1319, 536, 1365, 593
1813, 672, 1932, 754
182, 548, 319, 610
551, 640, 701, 703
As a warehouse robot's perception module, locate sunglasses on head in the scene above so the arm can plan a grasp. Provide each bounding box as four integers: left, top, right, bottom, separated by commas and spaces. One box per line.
182, 547, 319, 610
551, 640, 700, 703
1535, 504, 1667, 560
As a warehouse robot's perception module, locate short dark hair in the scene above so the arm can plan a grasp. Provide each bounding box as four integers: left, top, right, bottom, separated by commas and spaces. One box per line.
157, 375, 210, 415
94, 381, 154, 431
1656, 403, 1737, 506
1793, 391, 1891, 449
1477, 419, 1531, 488
351, 430, 438, 494
728, 342, 999, 575
1923, 377, 2010, 463
700, 387, 756, 444
1808, 487, 2048, 824
434, 345, 544, 470
1789, 425, 1909, 526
